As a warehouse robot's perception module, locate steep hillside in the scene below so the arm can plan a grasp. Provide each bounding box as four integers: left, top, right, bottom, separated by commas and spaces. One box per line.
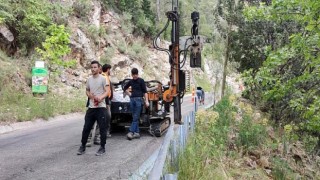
0, 0, 219, 123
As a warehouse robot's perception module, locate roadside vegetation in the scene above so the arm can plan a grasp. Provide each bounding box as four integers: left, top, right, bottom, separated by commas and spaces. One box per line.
177, 0, 320, 178
0, 87, 85, 123
239, 0, 320, 153
0, 52, 85, 123
179, 95, 320, 179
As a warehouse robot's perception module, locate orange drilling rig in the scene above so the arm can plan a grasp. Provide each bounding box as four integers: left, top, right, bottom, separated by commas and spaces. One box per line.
110, 0, 202, 136
153, 0, 202, 125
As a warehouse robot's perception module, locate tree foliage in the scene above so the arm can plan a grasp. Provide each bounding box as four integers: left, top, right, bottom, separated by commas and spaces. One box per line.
0, 0, 72, 54
108, 0, 156, 36
0, 0, 52, 51
36, 24, 75, 68
240, 0, 320, 146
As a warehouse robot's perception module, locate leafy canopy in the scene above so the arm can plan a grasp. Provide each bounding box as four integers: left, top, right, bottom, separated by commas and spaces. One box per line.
36, 24, 75, 68
242, 0, 320, 136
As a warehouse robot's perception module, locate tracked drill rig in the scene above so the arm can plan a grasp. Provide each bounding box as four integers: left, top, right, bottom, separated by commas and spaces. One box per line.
153, 0, 202, 124
110, 0, 202, 136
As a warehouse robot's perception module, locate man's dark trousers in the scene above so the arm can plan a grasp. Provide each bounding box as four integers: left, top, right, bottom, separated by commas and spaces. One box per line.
81, 108, 107, 146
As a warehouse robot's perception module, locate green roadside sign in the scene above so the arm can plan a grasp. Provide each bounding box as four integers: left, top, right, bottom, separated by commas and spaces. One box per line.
32, 68, 48, 93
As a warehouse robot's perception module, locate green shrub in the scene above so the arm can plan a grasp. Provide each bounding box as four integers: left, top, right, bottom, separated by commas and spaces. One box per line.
178, 96, 236, 179
36, 24, 75, 68
0, 55, 15, 92
3, 0, 52, 51
72, 0, 91, 19
242, 0, 320, 151
301, 134, 318, 154
101, 46, 115, 65
87, 25, 100, 43
212, 96, 236, 127
81, 24, 107, 44
115, 38, 128, 54
0, 0, 74, 52
271, 157, 294, 179
113, 0, 156, 36
236, 114, 267, 151
51, 3, 72, 25
99, 26, 107, 39
101, 0, 117, 11
127, 39, 149, 62
79, 22, 103, 43
120, 12, 134, 35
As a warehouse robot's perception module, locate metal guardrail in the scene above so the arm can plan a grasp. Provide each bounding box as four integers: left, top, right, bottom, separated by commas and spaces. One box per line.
149, 96, 215, 180
160, 109, 197, 180
130, 94, 214, 180
157, 96, 214, 180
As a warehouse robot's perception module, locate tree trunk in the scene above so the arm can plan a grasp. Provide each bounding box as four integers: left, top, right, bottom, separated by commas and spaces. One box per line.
156, 0, 161, 22
221, 27, 230, 98
214, 72, 219, 105
315, 135, 320, 155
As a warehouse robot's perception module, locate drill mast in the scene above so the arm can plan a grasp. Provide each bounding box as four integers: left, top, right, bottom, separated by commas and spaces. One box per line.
153, 0, 201, 124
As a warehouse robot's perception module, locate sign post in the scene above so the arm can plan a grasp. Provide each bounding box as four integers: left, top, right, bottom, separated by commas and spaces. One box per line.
32, 61, 48, 94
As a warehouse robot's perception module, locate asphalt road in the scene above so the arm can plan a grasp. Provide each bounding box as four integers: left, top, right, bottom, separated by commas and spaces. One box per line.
0, 93, 213, 180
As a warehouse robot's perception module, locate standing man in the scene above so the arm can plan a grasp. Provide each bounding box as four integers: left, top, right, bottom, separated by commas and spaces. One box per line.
86, 64, 113, 147
123, 68, 149, 140
77, 60, 109, 156
196, 87, 203, 105
101, 64, 113, 138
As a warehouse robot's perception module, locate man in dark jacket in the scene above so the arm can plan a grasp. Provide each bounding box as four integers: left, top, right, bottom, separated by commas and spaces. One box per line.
123, 68, 149, 140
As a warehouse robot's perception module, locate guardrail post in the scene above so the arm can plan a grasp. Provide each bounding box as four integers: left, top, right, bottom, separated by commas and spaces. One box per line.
190, 111, 195, 132
194, 96, 198, 112
184, 116, 188, 145
170, 139, 178, 172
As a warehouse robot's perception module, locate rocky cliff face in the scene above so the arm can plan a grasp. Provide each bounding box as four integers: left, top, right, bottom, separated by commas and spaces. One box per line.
62, 0, 171, 87
0, 0, 219, 93
65, 0, 220, 89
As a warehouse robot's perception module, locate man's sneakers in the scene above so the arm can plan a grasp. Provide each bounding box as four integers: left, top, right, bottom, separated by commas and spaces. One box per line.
132, 133, 140, 139
95, 147, 106, 156
77, 145, 86, 155
77, 145, 106, 156
127, 132, 133, 140
127, 132, 140, 140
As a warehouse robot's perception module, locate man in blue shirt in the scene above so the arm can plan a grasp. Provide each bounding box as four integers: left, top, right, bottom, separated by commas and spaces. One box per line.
123, 68, 149, 140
